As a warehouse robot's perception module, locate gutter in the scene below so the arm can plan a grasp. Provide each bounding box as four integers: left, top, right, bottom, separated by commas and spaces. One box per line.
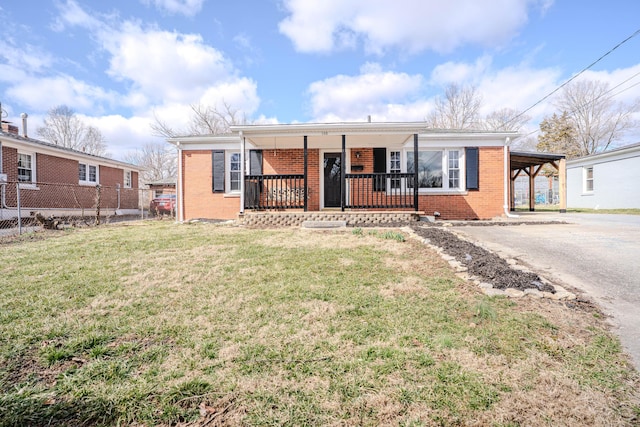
503, 138, 519, 218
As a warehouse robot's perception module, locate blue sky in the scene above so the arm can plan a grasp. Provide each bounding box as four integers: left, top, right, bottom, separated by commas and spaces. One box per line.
1, 0, 639, 159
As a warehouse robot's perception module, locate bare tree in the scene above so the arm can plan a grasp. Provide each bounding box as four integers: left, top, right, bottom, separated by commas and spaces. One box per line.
483, 108, 530, 131
151, 101, 247, 138
426, 83, 482, 129
36, 105, 109, 156
554, 80, 640, 155
123, 143, 177, 184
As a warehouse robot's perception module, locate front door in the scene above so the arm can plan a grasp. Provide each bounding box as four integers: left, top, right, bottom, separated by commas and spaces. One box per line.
324, 152, 342, 208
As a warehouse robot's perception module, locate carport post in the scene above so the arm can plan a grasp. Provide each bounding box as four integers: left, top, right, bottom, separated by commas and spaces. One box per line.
558, 158, 567, 213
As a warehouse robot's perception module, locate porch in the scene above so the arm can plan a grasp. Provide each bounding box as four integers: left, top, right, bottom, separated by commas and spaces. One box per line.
243, 172, 418, 211
238, 127, 422, 213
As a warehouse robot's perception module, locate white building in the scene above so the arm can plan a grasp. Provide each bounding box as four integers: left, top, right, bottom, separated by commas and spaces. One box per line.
567, 142, 640, 209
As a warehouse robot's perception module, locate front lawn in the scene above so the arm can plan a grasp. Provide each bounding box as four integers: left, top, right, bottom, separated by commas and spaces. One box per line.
1, 222, 638, 426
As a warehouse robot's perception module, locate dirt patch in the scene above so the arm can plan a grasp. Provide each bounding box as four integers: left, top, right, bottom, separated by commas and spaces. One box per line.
410, 224, 555, 293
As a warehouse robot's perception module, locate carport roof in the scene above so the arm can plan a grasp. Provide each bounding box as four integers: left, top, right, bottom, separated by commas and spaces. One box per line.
510, 151, 565, 170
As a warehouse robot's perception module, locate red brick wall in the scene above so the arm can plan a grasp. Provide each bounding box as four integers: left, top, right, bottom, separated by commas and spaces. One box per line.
100, 165, 123, 187
182, 150, 240, 220
263, 149, 320, 210
2, 146, 18, 181
350, 148, 373, 173
37, 153, 77, 184
417, 147, 505, 220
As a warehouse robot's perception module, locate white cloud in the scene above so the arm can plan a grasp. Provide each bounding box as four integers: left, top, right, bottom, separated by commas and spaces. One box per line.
6, 75, 117, 112
101, 22, 233, 104
280, 0, 548, 54
140, 0, 205, 17
83, 114, 163, 159
45, 1, 262, 126
51, 0, 102, 32
430, 56, 493, 86
307, 63, 428, 121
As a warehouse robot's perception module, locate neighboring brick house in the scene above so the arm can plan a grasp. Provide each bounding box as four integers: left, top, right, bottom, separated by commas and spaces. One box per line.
1, 120, 142, 217
168, 122, 545, 222
146, 178, 176, 197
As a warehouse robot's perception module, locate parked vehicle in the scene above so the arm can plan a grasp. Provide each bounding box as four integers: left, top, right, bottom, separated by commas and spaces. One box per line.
149, 194, 176, 216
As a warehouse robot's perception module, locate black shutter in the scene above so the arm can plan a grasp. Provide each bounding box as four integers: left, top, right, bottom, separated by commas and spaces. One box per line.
373, 148, 386, 191
249, 150, 263, 175
212, 151, 225, 192
465, 147, 479, 190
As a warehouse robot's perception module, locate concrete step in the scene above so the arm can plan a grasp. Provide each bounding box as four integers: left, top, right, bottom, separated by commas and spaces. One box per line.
301, 220, 347, 229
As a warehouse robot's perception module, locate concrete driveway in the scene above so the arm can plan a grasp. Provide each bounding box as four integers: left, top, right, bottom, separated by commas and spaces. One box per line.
452, 213, 640, 370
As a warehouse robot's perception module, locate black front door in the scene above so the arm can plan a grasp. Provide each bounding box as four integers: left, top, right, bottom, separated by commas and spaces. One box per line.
324, 152, 342, 208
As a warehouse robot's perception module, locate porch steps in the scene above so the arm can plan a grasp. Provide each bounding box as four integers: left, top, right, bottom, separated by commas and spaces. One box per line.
301, 220, 347, 229
239, 211, 422, 228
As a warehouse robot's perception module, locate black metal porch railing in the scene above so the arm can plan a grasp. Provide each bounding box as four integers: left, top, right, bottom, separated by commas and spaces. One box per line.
244, 174, 305, 209
345, 173, 416, 209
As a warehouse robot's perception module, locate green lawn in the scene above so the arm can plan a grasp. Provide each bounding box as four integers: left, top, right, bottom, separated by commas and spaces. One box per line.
1, 222, 638, 426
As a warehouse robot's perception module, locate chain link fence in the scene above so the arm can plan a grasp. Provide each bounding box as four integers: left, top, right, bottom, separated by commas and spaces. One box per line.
513, 175, 560, 208
0, 181, 173, 236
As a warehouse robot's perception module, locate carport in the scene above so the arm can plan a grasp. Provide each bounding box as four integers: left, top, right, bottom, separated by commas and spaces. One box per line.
510, 151, 566, 212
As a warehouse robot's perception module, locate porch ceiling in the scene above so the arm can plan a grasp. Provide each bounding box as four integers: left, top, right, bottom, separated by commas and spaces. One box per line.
245, 133, 415, 150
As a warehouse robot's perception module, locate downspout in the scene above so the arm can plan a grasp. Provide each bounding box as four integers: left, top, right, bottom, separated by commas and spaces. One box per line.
176, 141, 184, 222
240, 131, 245, 215
503, 137, 519, 218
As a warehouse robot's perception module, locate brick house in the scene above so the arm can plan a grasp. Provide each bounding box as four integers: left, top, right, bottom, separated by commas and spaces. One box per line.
1, 120, 142, 218
168, 122, 564, 223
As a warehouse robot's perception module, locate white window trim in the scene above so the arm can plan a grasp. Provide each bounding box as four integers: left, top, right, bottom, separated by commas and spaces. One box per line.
79, 162, 100, 186
400, 148, 467, 194
17, 151, 38, 189
583, 166, 594, 194
226, 151, 241, 194
124, 170, 132, 188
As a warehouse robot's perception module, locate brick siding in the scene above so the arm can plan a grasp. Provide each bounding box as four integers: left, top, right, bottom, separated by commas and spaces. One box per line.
1, 146, 139, 210
418, 147, 505, 220
181, 146, 507, 221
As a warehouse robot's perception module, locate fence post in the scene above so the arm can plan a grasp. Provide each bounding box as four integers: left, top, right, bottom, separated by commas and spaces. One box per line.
95, 184, 101, 226
16, 182, 22, 235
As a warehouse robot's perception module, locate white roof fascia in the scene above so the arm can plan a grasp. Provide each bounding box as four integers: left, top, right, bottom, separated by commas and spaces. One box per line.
0, 135, 143, 171
230, 122, 428, 137
567, 142, 640, 168
168, 124, 520, 149
167, 135, 252, 151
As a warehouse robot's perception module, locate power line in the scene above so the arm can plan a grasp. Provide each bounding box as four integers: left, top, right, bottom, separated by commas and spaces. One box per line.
508, 27, 640, 126
519, 72, 640, 140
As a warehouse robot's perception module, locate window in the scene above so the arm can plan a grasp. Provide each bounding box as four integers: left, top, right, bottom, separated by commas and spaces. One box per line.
407, 149, 463, 191
584, 166, 594, 192
448, 150, 460, 188
408, 150, 443, 188
124, 171, 132, 188
79, 162, 98, 184
18, 153, 34, 183
229, 152, 241, 192
390, 151, 401, 189
213, 151, 242, 193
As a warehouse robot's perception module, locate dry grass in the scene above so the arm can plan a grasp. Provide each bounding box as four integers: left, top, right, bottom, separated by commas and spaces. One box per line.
0, 221, 638, 426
